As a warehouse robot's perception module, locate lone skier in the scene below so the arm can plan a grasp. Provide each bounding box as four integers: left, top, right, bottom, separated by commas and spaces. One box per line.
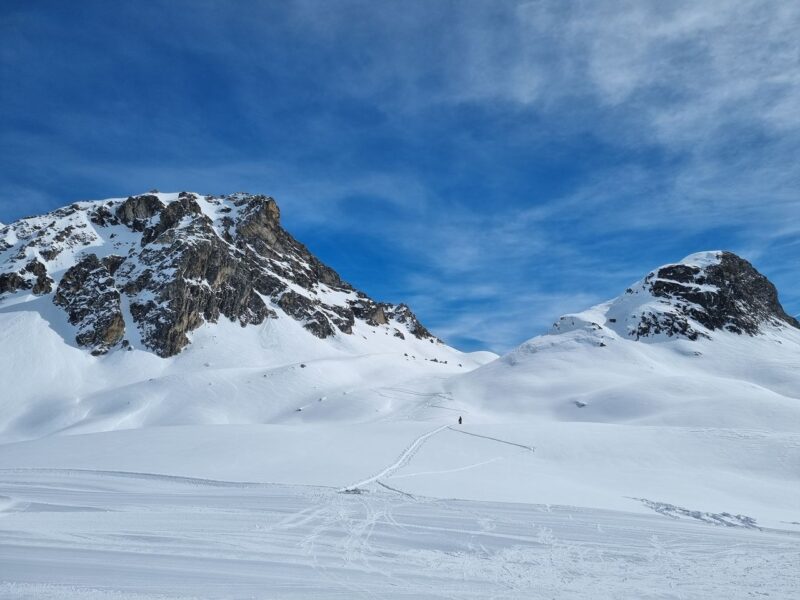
458, 416, 462, 425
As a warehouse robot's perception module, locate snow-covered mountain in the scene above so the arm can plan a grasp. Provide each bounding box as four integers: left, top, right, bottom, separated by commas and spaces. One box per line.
555, 250, 799, 340
1, 191, 439, 356
0, 192, 493, 441
3, 202, 799, 442
449, 251, 800, 430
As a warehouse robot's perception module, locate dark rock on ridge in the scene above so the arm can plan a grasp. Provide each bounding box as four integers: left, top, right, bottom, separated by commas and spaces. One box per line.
630, 251, 799, 340
25, 259, 54, 295
115, 194, 163, 231
277, 291, 334, 339
0, 259, 53, 296
0, 272, 28, 295
141, 196, 204, 245
118, 196, 278, 356
54, 254, 125, 355
0, 192, 437, 357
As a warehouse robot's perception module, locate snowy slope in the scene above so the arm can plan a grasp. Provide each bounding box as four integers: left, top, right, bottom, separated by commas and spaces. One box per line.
1, 419, 798, 598
0, 192, 494, 442
1, 465, 797, 599
448, 251, 800, 431
0, 310, 491, 441
2, 421, 798, 529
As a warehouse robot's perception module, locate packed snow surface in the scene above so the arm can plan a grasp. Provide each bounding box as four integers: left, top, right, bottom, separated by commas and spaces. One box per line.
1, 468, 798, 600
1, 424, 799, 599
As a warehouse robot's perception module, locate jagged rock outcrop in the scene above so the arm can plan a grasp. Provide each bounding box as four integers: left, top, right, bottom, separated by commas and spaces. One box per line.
0, 259, 53, 296
54, 254, 125, 355
0, 271, 28, 295
0, 191, 438, 357
643, 252, 800, 335
119, 199, 278, 356
389, 303, 434, 339
553, 251, 800, 343
115, 194, 163, 231
26, 259, 54, 295
623, 252, 799, 340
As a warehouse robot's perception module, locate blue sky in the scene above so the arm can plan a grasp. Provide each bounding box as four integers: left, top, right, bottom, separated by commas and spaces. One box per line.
2, 0, 799, 352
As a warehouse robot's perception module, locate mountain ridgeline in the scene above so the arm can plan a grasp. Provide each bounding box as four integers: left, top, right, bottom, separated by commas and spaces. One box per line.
0, 192, 435, 357
1, 192, 797, 362
552, 251, 799, 343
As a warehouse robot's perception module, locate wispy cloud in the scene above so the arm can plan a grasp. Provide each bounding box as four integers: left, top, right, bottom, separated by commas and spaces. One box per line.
280, 0, 800, 244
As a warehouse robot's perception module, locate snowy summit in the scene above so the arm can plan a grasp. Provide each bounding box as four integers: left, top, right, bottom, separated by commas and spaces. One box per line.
0, 191, 438, 357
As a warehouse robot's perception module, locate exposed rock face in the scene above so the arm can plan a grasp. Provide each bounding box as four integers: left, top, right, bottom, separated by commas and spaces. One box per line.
615, 251, 799, 341
54, 254, 125, 355
389, 303, 434, 339
0, 272, 28, 295
0, 192, 438, 357
119, 198, 278, 356
26, 259, 54, 295
0, 259, 53, 296
141, 195, 202, 245
115, 194, 163, 231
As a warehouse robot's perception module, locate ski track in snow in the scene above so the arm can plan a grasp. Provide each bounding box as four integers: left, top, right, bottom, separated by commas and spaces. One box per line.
446, 427, 536, 452
338, 425, 449, 492
0, 468, 798, 599
341, 424, 536, 493
0, 467, 267, 488
389, 456, 505, 479
376, 480, 416, 498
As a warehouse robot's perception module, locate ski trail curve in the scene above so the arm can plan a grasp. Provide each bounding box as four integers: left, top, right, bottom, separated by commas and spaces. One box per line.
447, 427, 535, 452
389, 456, 504, 479
338, 425, 449, 492
376, 480, 416, 499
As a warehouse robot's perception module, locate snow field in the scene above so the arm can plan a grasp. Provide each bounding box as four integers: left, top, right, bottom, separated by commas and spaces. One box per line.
0, 466, 797, 599
1, 422, 798, 529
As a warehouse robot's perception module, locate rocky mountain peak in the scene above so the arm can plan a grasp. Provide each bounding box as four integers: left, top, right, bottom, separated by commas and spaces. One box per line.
636, 251, 799, 337
0, 191, 438, 357
553, 251, 798, 342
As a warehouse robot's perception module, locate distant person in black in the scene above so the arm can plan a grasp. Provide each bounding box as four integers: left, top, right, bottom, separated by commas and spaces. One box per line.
458, 416, 462, 425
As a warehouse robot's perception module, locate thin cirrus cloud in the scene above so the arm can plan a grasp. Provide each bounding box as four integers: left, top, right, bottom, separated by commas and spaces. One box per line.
0, 0, 798, 352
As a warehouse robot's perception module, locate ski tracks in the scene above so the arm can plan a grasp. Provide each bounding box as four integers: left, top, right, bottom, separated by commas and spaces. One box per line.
291, 423, 538, 595
338, 425, 449, 492
339, 424, 535, 494
447, 427, 536, 453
